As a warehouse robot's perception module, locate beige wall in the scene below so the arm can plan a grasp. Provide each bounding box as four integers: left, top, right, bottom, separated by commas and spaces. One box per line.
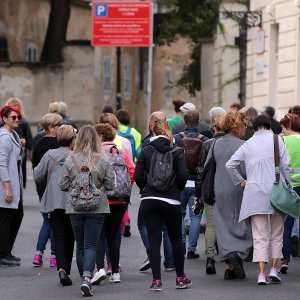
247, 0, 300, 118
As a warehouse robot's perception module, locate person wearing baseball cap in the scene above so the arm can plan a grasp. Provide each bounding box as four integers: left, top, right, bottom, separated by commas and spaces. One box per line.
179, 102, 196, 113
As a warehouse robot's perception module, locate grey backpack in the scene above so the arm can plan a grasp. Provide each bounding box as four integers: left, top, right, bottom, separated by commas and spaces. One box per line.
103, 145, 132, 201
147, 146, 182, 192
69, 155, 103, 211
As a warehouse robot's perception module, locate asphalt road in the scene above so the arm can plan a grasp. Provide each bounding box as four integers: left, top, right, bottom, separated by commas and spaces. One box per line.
1, 168, 300, 299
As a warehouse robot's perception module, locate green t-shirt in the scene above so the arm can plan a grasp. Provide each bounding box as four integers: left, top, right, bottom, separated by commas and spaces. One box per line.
167, 116, 182, 132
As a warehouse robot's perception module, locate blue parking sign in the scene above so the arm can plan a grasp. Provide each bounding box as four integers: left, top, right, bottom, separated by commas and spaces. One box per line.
95, 4, 107, 17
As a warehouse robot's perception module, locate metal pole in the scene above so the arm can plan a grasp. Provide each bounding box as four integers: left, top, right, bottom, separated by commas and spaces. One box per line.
146, 1, 154, 127
116, 47, 121, 111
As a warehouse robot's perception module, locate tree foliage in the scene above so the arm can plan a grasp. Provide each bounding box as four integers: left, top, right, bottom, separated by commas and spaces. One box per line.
156, 0, 220, 94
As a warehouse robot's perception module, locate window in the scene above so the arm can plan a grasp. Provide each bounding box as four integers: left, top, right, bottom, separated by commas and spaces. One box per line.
164, 67, 173, 103
124, 59, 132, 100
0, 37, 9, 62
26, 43, 37, 63
103, 56, 111, 94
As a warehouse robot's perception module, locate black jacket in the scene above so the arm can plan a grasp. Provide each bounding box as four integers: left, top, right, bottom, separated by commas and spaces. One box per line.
134, 136, 187, 201
195, 132, 225, 198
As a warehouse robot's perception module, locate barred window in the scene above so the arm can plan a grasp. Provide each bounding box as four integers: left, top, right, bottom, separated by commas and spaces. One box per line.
103, 56, 111, 94
26, 43, 37, 63
0, 37, 9, 62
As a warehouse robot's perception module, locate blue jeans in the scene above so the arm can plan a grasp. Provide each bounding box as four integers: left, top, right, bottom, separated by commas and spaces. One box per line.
282, 215, 294, 262
181, 187, 201, 252
36, 213, 55, 255
137, 205, 174, 268
70, 213, 105, 278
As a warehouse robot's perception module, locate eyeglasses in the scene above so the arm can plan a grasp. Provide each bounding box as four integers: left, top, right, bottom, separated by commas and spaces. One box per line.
9, 115, 21, 121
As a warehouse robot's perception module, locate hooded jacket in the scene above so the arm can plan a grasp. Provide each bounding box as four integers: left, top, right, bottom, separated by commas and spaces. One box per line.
34, 147, 72, 213
134, 136, 187, 202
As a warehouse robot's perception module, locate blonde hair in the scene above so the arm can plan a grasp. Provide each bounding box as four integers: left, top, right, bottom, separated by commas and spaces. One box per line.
49, 101, 61, 114
57, 125, 76, 146
5, 97, 24, 115
73, 125, 102, 171
40, 113, 63, 131
97, 113, 119, 130
153, 121, 174, 145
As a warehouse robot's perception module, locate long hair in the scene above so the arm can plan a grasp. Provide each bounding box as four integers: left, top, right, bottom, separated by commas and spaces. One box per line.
152, 120, 174, 145
73, 125, 102, 170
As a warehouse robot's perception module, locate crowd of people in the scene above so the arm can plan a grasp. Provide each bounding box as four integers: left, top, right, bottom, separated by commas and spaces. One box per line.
0, 97, 300, 296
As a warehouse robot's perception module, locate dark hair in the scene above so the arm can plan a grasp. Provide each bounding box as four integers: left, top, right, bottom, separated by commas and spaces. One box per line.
280, 113, 300, 133
253, 114, 271, 131
0, 106, 22, 123
264, 106, 275, 119
102, 104, 114, 114
183, 110, 199, 128
288, 105, 300, 118
172, 100, 186, 113
116, 109, 130, 125
229, 102, 242, 111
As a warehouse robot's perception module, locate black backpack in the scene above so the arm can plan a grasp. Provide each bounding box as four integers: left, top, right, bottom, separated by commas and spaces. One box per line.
147, 146, 182, 192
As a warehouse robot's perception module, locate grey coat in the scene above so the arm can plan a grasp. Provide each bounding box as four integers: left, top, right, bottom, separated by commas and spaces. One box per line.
59, 153, 114, 214
226, 130, 292, 221
213, 134, 252, 261
33, 147, 72, 213
0, 128, 23, 209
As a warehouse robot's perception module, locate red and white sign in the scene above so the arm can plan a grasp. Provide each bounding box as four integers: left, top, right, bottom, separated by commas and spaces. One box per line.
92, 1, 152, 47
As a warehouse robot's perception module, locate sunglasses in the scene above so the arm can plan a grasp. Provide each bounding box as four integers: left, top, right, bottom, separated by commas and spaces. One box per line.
9, 115, 21, 121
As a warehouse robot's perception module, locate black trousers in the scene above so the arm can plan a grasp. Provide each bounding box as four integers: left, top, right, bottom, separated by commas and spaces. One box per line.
141, 199, 185, 280
49, 209, 75, 275
96, 204, 127, 274
0, 200, 24, 259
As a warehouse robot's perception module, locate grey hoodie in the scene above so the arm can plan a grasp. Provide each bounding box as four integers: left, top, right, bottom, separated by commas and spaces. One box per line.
34, 147, 72, 213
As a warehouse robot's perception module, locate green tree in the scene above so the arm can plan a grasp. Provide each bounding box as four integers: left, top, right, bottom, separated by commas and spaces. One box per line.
156, 0, 220, 94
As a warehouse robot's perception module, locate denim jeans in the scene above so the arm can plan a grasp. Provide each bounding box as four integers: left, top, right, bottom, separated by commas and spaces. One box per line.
36, 213, 55, 255
70, 213, 105, 278
282, 215, 295, 262
181, 187, 201, 252
137, 205, 174, 268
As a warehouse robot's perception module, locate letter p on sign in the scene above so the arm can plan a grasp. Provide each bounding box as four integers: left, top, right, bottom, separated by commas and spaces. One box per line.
95, 4, 107, 17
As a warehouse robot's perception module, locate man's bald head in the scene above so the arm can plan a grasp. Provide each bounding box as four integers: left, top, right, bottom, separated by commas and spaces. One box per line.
149, 111, 166, 131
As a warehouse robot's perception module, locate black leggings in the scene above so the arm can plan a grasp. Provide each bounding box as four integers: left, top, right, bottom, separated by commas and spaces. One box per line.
96, 204, 127, 274
140, 199, 184, 280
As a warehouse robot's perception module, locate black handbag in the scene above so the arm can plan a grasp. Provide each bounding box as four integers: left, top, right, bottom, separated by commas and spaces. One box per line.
201, 141, 217, 206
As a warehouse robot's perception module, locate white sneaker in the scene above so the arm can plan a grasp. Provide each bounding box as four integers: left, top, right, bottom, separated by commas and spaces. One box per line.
268, 267, 281, 283
109, 272, 121, 283
91, 268, 107, 285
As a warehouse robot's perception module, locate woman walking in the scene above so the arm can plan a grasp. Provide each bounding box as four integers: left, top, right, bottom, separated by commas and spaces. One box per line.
92, 123, 135, 284
0, 106, 24, 266
59, 125, 114, 296
226, 114, 291, 285
211, 111, 252, 280
134, 120, 191, 291
34, 125, 76, 286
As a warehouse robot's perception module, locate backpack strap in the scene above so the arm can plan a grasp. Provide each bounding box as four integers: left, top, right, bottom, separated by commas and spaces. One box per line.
273, 134, 280, 183
109, 145, 120, 154
197, 134, 205, 140
179, 132, 187, 138
71, 155, 82, 173
125, 127, 131, 135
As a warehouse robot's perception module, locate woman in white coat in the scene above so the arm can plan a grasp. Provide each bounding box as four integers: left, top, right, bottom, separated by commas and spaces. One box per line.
226, 115, 291, 285
0, 106, 24, 266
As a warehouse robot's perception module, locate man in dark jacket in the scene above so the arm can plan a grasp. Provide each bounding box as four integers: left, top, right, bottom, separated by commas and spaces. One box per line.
174, 110, 208, 259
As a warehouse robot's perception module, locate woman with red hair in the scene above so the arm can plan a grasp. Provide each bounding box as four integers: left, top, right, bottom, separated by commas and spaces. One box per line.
0, 106, 24, 266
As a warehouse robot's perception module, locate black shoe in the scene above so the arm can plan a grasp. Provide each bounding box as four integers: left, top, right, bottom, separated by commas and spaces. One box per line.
224, 269, 237, 280
291, 236, 299, 258
9, 253, 21, 262
0, 257, 20, 267
123, 225, 131, 237
139, 258, 151, 272
187, 251, 199, 259
206, 257, 216, 275
228, 252, 245, 280
59, 270, 72, 286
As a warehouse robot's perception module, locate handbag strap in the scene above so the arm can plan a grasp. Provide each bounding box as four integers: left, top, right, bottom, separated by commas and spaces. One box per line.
273, 134, 280, 183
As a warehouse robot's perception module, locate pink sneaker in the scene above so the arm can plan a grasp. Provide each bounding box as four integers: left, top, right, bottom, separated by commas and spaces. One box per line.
33, 254, 43, 266
50, 257, 57, 268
